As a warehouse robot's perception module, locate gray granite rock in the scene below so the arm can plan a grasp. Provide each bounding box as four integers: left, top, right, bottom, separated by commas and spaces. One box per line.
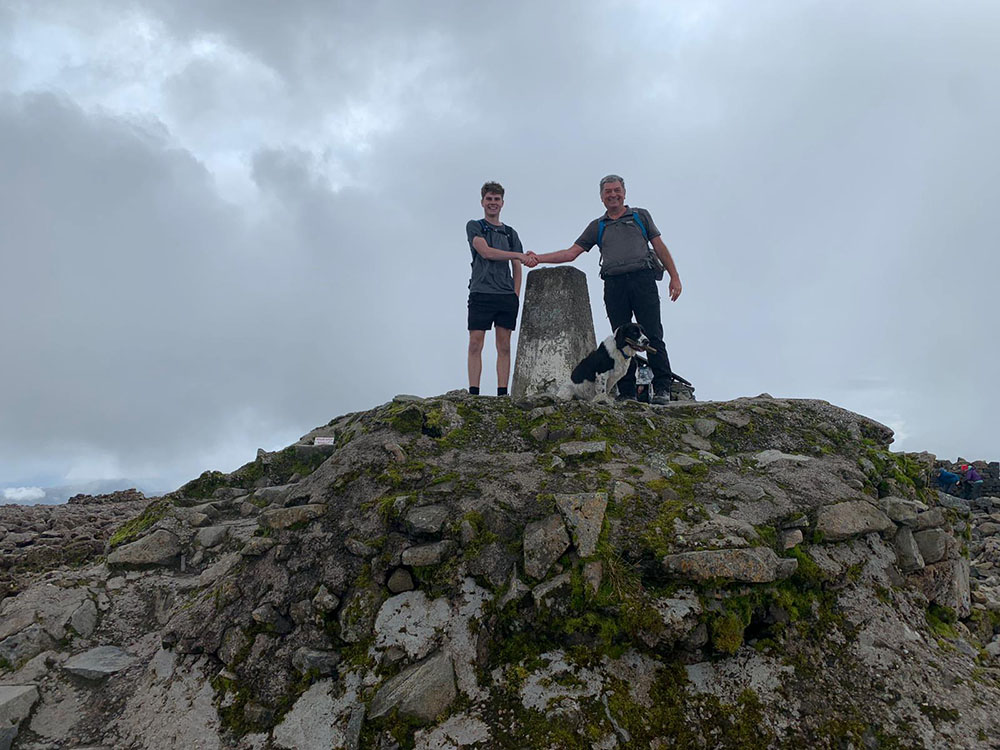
555, 492, 607, 558
259, 504, 326, 530
241, 537, 277, 556
387, 568, 415, 594
466, 542, 516, 589
559, 440, 607, 458
369, 651, 456, 722
815, 501, 895, 542
909, 557, 971, 618
252, 603, 293, 634
914, 508, 947, 531
523, 515, 570, 580
401, 541, 457, 567
313, 585, 340, 614
894, 527, 925, 573
692, 419, 717, 437
69, 599, 98, 638
913, 528, 958, 565
292, 648, 341, 676
63, 645, 134, 680
645, 453, 676, 478
661, 547, 796, 583
754, 449, 813, 467
107, 529, 181, 568
195, 525, 229, 548
0, 685, 38, 732
780, 529, 803, 550
405, 505, 450, 535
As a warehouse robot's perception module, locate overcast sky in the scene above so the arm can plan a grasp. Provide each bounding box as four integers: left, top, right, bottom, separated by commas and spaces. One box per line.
2, 0, 998, 496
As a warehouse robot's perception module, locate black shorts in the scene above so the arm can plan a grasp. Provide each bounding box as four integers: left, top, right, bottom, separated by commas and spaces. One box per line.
468, 292, 519, 331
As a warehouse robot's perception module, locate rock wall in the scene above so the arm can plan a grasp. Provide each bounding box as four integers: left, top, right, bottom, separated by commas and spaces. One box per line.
2, 395, 1000, 749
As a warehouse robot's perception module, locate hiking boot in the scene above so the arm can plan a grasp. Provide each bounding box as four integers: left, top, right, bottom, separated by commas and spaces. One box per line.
651, 389, 671, 405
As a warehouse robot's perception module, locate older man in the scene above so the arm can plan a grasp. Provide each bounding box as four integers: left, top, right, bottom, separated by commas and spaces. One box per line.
528, 175, 681, 404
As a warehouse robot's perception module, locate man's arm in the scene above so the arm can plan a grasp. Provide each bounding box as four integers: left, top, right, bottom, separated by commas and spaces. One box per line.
512, 257, 522, 296
651, 236, 682, 301
471, 236, 533, 265
530, 244, 587, 264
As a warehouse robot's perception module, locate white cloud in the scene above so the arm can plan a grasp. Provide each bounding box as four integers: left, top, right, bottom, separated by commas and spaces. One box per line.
0, 0, 998, 491
3, 486, 45, 503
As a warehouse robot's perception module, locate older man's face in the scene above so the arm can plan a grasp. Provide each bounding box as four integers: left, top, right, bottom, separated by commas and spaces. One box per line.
601, 180, 625, 212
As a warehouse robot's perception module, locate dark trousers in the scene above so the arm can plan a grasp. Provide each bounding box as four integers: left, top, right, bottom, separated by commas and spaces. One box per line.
602, 269, 672, 396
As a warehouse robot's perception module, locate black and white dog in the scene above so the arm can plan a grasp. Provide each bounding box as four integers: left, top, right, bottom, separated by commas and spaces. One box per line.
559, 322, 653, 401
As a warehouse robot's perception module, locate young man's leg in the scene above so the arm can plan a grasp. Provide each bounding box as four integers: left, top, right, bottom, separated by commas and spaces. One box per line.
493, 293, 518, 396
495, 326, 512, 395
467, 330, 486, 394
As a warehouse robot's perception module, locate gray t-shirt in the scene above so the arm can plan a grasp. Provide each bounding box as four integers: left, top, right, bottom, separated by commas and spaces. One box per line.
466, 219, 522, 294
575, 206, 660, 277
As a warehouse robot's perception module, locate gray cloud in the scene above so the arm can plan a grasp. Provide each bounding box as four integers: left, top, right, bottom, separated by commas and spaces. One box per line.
2, 0, 998, 490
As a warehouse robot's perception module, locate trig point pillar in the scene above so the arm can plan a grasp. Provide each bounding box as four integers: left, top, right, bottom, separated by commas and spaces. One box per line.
512, 267, 596, 399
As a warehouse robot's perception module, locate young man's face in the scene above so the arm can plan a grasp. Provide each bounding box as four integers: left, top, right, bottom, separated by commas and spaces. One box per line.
600, 181, 625, 212
482, 192, 504, 218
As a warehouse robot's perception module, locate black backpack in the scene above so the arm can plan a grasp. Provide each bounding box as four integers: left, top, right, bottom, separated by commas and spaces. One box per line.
596, 209, 664, 280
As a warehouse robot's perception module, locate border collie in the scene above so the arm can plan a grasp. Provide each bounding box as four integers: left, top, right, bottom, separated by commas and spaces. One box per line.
559, 322, 652, 401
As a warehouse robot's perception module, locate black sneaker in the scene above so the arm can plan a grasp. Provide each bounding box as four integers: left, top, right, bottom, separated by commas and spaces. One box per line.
651, 389, 671, 405
615, 391, 636, 402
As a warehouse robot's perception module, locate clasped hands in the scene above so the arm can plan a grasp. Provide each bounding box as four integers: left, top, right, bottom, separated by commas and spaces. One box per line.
521, 251, 540, 268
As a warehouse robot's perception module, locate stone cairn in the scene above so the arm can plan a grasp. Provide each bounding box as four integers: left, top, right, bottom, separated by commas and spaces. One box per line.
511, 266, 596, 399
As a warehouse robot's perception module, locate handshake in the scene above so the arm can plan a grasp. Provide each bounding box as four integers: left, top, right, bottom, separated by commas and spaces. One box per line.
520, 251, 541, 268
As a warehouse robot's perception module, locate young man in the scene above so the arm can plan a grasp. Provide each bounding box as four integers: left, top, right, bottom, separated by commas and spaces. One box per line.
465, 181, 537, 396
527, 174, 681, 404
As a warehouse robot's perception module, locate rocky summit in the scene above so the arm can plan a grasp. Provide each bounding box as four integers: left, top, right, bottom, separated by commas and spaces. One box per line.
3, 393, 1000, 749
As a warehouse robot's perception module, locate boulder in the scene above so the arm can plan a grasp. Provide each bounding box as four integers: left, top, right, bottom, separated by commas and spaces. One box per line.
894, 527, 925, 573
0, 685, 38, 732
559, 441, 607, 458
387, 568, 415, 594
401, 541, 457, 567
912, 528, 958, 565
369, 651, 457, 722
815, 501, 895, 542
466, 542, 516, 589
62, 645, 134, 681
555, 492, 608, 558
374, 592, 451, 661
259, 504, 326, 530
404, 505, 450, 535
194, 525, 229, 548
523, 515, 571, 580
292, 648, 341, 676
107, 530, 181, 568
661, 547, 797, 583
909, 558, 972, 618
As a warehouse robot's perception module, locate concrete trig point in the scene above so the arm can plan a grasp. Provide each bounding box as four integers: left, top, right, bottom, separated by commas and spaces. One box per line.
512, 267, 596, 399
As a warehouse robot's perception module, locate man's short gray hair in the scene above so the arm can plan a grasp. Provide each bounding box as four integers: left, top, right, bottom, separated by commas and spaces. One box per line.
600, 174, 625, 191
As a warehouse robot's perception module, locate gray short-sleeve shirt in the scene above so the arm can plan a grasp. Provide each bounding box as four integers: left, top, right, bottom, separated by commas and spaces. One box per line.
466, 219, 522, 294
575, 206, 660, 277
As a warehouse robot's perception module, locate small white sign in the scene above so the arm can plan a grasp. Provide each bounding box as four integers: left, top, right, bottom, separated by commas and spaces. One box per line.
313, 436, 336, 446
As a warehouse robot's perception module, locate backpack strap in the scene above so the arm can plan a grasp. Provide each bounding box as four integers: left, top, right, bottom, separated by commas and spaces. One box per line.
596, 210, 648, 248
479, 220, 515, 251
